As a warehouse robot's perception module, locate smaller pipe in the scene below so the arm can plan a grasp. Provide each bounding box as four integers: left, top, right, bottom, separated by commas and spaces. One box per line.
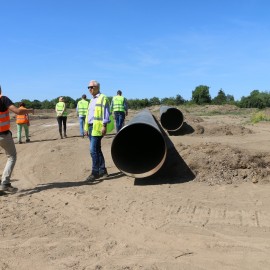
160, 106, 184, 132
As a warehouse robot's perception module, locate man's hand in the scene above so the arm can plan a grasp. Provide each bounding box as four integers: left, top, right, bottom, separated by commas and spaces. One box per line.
101, 126, 107, 136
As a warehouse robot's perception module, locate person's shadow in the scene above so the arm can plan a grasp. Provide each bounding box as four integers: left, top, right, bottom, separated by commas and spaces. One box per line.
134, 118, 195, 186
0, 190, 6, 196
22, 135, 86, 143
17, 172, 124, 196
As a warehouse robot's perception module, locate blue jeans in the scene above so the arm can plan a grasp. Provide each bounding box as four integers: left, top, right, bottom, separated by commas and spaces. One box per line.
88, 125, 106, 176
114, 111, 125, 133
79, 116, 86, 136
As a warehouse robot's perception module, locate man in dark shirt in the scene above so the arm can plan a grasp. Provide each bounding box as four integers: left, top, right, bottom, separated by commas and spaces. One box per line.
0, 86, 34, 192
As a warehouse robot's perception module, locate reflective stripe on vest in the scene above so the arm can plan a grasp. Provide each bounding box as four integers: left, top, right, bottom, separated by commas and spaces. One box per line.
92, 94, 114, 136
16, 106, 29, 124
112, 96, 125, 112
77, 99, 89, 116
0, 110, 10, 132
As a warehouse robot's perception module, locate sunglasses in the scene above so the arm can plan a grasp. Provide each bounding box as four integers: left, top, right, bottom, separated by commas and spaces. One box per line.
88, 86, 96, 89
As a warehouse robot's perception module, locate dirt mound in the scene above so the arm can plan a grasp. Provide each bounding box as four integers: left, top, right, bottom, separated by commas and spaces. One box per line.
175, 142, 270, 185
192, 123, 254, 136
183, 104, 254, 114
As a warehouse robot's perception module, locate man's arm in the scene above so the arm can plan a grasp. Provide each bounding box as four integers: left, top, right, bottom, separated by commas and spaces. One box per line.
9, 104, 34, 115
124, 98, 128, 116
103, 101, 111, 125
110, 99, 114, 112
101, 99, 111, 136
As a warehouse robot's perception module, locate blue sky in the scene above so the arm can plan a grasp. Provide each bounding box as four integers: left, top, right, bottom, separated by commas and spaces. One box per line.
1, 0, 270, 102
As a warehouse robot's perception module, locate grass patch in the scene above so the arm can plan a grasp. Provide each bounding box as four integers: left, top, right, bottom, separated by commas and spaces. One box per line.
251, 111, 270, 123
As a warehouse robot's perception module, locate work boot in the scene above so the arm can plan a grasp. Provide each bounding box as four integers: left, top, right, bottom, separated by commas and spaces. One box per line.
26, 139, 30, 143
1, 183, 18, 193
99, 169, 109, 178
85, 174, 99, 182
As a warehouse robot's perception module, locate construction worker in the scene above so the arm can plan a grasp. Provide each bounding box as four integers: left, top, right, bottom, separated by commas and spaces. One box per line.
84, 80, 114, 181
55, 96, 68, 139
0, 85, 34, 192
16, 102, 30, 144
111, 90, 128, 133
76, 94, 89, 138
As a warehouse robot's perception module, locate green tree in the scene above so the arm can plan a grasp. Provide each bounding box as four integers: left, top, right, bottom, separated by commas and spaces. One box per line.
32, 99, 42, 109
128, 99, 145, 109
160, 97, 173, 105
19, 99, 32, 108
42, 99, 55, 109
149, 97, 161, 106
226, 94, 235, 103
192, 85, 211, 105
175, 94, 185, 105
212, 89, 226, 105
238, 90, 270, 109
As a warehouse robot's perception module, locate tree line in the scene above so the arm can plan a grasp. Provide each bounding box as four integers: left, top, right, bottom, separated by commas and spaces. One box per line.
15, 85, 270, 110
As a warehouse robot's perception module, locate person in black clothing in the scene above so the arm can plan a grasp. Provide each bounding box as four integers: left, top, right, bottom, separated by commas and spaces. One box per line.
0, 86, 34, 192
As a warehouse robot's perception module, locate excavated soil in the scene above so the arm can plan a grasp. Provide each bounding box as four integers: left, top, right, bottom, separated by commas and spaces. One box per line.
1, 105, 270, 270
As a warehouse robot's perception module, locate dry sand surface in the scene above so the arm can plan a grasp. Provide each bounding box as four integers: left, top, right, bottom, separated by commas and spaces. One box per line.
1, 105, 270, 270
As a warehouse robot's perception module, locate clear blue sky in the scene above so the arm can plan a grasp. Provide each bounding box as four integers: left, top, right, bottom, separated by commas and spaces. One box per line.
1, 0, 270, 102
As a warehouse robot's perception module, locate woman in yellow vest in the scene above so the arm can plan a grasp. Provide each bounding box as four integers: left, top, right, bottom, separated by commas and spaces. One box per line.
55, 96, 68, 139
16, 102, 30, 144
84, 80, 114, 181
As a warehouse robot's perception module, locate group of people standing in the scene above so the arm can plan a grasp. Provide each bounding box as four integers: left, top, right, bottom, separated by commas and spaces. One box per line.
75, 88, 128, 138
0, 80, 128, 193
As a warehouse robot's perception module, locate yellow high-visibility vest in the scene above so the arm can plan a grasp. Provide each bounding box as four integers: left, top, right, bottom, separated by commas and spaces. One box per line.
84, 94, 114, 136
56, 102, 68, 117
77, 99, 89, 116
112, 96, 125, 112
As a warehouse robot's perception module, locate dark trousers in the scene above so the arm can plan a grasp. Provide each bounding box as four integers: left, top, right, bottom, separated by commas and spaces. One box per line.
57, 116, 67, 136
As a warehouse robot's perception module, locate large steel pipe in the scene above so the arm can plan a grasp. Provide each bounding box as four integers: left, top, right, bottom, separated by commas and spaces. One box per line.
111, 109, 167, 178
160, 106, 184, 132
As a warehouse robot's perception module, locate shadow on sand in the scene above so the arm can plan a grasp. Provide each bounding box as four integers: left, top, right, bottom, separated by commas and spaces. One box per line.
17, 172, 125, 196
167, 121, 195, 136
134, 118, 195, 186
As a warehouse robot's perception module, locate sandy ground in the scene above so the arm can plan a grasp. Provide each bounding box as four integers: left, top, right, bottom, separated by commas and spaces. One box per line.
1, 105, 270, 270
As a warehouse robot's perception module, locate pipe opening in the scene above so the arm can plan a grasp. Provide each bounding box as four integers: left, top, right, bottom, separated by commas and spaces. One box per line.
111, 123, 166, 176
160, 107, 184, 131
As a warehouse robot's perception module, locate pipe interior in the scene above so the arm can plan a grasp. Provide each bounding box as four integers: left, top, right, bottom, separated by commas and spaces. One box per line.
160, 108, 184, 131
111, 123, 166, 174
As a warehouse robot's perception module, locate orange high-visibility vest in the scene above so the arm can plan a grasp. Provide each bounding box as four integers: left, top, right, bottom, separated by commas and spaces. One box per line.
16, 106, 29, 124
0, 109, 10, 132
